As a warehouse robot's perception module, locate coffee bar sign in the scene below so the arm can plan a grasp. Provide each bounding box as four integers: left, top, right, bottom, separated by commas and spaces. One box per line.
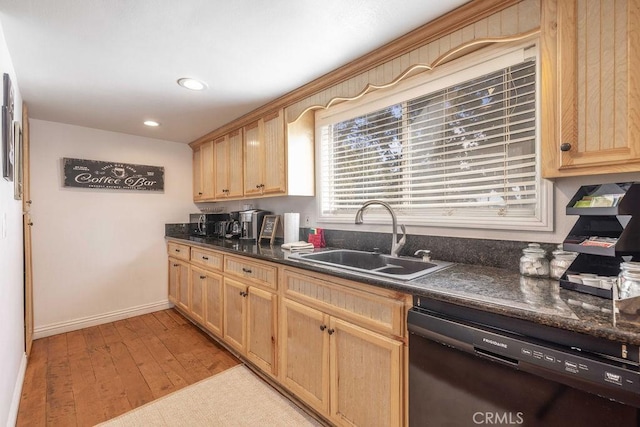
63, 158, 164, 191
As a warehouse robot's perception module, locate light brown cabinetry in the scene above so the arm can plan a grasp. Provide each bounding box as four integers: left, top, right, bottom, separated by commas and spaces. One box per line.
168, 258, 189, 308
281, 269, 406, 427
192, 140, 215, 200
223, 277, 247, 353
246, 286, 278, 376
542, 0, 640, 177
223, 254, 279, 376
189, 265, 211, 325
167, 242, 190, 261
329, 317, 402, 427
167, 241, 407, 426
203, 269, 224, 337
190, 108, 314, 202
243, 110, 286, 197
213, 130, 244, 199
281, 299, 330, 413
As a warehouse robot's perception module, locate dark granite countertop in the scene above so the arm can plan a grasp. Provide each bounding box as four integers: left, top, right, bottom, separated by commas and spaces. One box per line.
165, 234, 640, 345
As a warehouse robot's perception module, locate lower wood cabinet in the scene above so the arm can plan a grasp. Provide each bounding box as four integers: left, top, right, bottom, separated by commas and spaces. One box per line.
223, 276, 278, 377
281, 298, 402, 427
223, 277, 247, 353
167, 241, 407, 426
202, 269, 224, 337
329, 317, 402, 427
281, 298, 330, 412
190, 265, 222, 326
246, 286, 278, 376
168, 258, 189, 309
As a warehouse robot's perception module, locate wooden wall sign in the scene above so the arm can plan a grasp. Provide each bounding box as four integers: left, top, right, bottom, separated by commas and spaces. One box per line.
63, 158, 164, 191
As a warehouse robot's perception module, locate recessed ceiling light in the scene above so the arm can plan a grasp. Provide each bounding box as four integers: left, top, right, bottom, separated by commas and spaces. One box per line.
144, 120, 160, 127
177, 77, 207, 91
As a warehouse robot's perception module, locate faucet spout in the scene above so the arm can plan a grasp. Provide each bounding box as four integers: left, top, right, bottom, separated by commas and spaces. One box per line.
354, 200, 406, 257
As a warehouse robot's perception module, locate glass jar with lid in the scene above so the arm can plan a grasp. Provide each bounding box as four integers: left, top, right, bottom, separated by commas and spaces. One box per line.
550, 244, 578, 280
519, 243, 550, 278
618, 261, 640, 299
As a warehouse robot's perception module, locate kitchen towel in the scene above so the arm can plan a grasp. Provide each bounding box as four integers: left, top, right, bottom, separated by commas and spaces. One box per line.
281, 241, 315, 251
284, 212, 300, 244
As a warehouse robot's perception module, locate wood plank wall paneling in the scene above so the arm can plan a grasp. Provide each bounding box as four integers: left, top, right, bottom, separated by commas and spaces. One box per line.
285, 0, 541, 123
189, 0, 528, 147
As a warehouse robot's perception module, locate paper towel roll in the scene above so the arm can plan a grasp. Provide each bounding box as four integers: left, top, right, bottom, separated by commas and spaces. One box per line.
284, 213, 300, 244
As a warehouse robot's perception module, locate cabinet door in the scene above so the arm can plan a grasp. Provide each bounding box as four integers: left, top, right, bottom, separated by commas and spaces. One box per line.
223, 278, 247, 353
281, 298, 330, 414
203, 270, 224, 337
243, 121, 263, 196
246, 286, 277, 376
542, 0, 640, 177
189, 266, 208, 324
192, 146, 202, 200
227, 129, 244, 198
200, 140, 215, 198
169, 259, 189, 312
168, 259, 180, 303
193, 141, 214, 200
329, 317, 402, 427
213, 136, 230, 199
261, 111, 286, 195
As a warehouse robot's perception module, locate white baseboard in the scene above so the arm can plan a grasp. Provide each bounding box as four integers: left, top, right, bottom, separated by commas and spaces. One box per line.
33, 300, 173, 339
7, 352, 27, 427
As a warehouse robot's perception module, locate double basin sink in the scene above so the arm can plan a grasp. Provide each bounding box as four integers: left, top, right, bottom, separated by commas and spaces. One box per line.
289, 249, 451, 281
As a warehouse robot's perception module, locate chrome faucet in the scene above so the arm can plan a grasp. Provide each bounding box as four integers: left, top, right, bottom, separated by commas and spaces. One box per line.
354, 200, 406, 257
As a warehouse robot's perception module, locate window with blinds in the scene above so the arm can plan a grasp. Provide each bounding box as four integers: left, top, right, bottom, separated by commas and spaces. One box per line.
316, 42, 551, 230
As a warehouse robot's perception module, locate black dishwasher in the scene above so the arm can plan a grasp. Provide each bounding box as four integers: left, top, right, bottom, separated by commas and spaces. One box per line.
408, 298, 640, 426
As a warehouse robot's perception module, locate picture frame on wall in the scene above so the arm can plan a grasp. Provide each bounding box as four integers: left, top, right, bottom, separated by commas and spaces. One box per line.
2, 73, 14, 181
13, 120, 22, 200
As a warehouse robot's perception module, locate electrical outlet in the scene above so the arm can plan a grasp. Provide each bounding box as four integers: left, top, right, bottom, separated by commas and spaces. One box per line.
303, 213, 311, 227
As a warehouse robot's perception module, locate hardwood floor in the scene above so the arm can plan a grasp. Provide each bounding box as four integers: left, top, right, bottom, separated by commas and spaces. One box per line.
16, 309, 240, 426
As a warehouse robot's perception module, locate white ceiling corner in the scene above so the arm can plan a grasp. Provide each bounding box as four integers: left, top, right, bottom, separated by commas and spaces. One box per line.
0, 0, 469, 143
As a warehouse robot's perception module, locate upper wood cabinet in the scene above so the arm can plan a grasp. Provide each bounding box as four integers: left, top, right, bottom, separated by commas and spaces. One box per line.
190, 108, 314, 202
541, 0, 640, 177
192, 140, 215, 200
243, 110, 287, 197
213, 130, 244, 199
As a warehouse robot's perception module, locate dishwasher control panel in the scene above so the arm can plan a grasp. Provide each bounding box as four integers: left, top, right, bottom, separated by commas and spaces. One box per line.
480, 329, 640, 394
408, 308, 640, 396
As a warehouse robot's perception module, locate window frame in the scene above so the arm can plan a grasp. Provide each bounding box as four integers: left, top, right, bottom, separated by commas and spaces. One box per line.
314, 39, 552, 231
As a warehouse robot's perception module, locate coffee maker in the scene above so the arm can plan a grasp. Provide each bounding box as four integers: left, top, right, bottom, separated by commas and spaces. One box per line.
239, 209, 271, 241
189, 213, 230, 237
218, 211, 242, 238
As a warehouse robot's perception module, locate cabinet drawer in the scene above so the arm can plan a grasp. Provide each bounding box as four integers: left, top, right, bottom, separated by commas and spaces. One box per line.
167, 242, 190, 261
191, 247, 223, 271
283, 268, 406, 337
224, 255, 277, 290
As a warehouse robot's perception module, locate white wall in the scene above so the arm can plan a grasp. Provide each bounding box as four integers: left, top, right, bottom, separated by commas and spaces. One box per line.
0, 20, 26, 427
30, 120, 195, 337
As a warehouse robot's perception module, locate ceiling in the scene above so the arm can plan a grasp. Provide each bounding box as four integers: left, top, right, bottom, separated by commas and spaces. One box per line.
0, 0, 468, 143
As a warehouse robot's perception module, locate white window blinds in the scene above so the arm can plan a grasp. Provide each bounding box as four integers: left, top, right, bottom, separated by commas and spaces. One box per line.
316, 43, 550, 230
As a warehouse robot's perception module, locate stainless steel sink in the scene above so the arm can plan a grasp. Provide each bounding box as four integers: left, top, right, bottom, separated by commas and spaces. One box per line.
289, 249, 452, 280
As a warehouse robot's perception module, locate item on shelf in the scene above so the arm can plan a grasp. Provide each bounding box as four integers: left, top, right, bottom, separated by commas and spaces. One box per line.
519, 243, 549, 278
550, 244, 578, 280
618, 261, 640, 299
572, 193, 624, 208
579, 237, 618, 248
560, 182, 640, 299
